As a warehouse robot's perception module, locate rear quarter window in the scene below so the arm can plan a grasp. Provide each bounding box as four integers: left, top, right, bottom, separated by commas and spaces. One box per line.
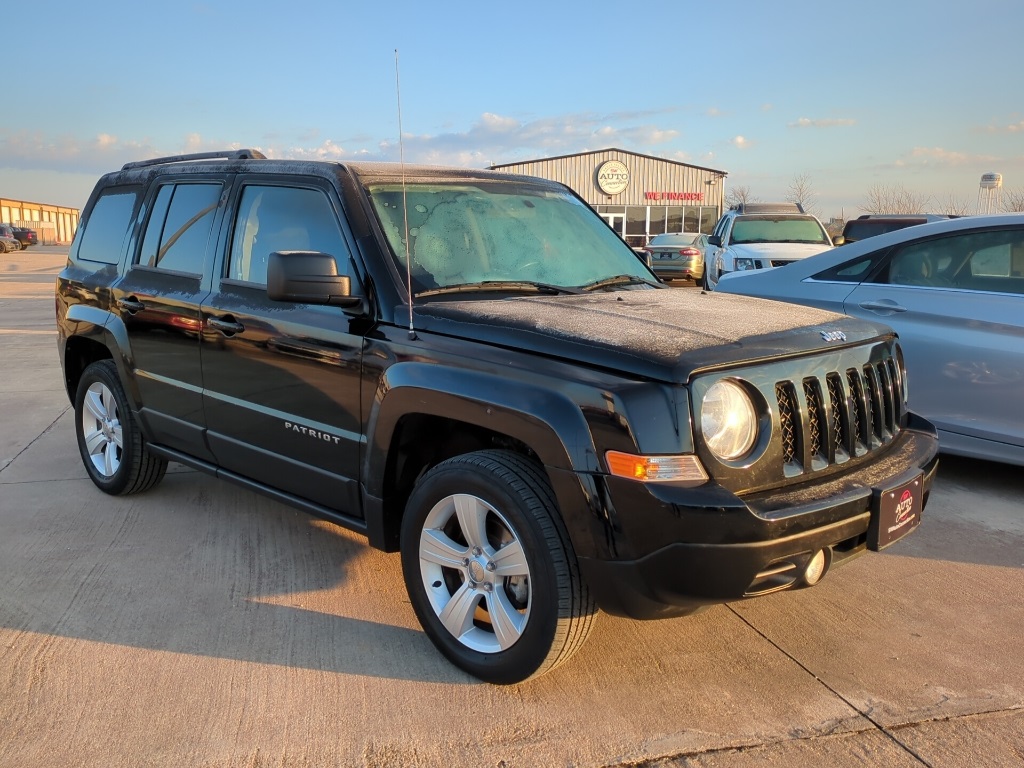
76, 188, 141, 265
813, 251, 890, 282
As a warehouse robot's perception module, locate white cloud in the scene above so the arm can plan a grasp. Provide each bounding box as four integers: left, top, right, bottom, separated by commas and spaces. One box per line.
731, 136, 750, 149
479, 112, 519, 132
908, 146, 998, 166
0, 109, 688, 175
788, 117, 856, 128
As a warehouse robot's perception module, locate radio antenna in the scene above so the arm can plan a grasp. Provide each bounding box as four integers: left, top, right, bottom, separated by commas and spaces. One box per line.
395, 49, 416, 340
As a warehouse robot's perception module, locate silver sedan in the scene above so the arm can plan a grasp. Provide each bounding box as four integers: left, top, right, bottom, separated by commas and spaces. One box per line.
714, 214, 1024, 466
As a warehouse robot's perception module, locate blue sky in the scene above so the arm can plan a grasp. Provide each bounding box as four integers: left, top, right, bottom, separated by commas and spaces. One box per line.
3, 0, 1022, 219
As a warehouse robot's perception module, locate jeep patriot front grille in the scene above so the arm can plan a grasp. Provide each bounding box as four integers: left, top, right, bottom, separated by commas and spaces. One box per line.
774, 353, 902, 476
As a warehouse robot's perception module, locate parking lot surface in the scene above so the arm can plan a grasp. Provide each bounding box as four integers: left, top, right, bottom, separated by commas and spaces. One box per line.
1, 248, 1022, 767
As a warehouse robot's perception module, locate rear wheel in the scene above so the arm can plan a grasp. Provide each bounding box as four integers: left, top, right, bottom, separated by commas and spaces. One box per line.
400, 450, 596, 684
75, 360, 167, 495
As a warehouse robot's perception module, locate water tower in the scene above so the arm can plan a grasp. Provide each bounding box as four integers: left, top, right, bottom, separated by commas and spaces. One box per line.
977, 172, 1003, 214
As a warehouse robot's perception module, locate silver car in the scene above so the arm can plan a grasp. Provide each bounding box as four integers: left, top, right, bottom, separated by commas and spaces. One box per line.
714, 214, 1024, 466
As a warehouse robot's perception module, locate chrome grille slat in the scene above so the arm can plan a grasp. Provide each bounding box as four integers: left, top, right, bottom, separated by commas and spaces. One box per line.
863, 364, 881, 446
847, 369, 866, 454
826, 373, 847, 459
776, 382, 797, 465
802, 378, 824, 467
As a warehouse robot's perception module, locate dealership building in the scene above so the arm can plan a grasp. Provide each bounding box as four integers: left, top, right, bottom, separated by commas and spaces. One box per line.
490, 148, 728, 249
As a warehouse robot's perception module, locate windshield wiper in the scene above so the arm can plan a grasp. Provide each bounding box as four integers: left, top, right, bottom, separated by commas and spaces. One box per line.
415, 280, 580, 298
580, 274, 661, 292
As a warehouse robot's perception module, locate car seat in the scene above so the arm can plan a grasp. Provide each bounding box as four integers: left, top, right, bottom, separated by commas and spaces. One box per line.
893, 251, 934, 286
250, 203, 311, 284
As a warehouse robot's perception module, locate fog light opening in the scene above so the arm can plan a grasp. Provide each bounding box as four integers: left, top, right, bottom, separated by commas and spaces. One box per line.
802, 548, 830, 586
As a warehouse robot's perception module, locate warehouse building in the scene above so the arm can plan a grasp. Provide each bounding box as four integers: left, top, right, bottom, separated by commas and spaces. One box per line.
491, 148, 727, 249
0, 197, 79, 245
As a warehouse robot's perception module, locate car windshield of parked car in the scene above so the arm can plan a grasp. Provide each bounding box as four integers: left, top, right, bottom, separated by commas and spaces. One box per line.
368, 182, 653, 294
730, 216, 831, 246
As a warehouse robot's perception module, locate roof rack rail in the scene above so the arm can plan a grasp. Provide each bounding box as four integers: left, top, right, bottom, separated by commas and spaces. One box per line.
121, 149, 267, 171
733, 202, 805, 214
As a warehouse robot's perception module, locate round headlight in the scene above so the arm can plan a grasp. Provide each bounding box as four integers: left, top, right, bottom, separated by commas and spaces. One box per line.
701, 380, 757, 461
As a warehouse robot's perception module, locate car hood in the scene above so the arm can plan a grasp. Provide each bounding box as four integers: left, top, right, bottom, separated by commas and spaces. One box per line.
411, 288, 891, 383
728, 242, 832, 260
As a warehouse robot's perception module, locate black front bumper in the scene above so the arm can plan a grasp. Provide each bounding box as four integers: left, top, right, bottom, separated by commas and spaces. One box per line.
576, 425, 940, 619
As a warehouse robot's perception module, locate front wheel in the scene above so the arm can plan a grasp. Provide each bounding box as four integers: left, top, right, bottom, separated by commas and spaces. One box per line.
74, 360, 167, 495
400, 450, 595, 684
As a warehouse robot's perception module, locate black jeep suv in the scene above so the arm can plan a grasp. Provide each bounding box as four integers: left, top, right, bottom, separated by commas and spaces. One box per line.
56, 150, 939, 683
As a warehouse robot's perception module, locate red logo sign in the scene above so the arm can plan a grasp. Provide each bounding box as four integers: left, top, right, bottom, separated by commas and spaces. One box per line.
644, 191, 704, 202
894, 489, 915, 523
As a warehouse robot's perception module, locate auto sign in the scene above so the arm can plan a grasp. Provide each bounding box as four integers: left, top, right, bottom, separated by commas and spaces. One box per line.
868, 474, 923, 550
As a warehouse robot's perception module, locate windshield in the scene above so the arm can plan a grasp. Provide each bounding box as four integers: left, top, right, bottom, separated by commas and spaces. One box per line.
367, 181, 653, 294
730, 215, 830, 246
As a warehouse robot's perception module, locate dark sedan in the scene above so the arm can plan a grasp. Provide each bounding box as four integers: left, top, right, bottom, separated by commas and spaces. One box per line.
11, 226, 38, 248
715, 214, 1024, 466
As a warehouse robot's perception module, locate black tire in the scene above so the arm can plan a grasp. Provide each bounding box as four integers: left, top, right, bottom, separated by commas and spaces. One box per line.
400, 450, 596, 684
74, 360, 167, 495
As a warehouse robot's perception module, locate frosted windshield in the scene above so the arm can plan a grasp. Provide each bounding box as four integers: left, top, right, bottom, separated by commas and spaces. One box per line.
368, 182, 651, 292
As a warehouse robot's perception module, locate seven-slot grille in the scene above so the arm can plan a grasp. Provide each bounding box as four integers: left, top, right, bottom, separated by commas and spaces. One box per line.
774, 353, 903, 475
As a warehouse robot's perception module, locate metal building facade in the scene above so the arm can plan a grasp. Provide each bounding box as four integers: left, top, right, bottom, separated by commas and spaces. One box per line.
491, 148, 727, 248
1, 197, 80, 245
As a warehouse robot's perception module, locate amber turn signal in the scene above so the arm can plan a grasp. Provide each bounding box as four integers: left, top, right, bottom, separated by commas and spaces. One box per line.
605, 451, 709, 485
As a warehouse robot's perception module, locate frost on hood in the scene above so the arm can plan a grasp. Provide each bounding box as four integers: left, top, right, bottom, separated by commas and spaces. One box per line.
416, 287, 864, 368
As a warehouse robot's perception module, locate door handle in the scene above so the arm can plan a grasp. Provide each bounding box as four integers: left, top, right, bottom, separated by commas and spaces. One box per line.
117, 297, 145, 313
207, 316, 245, 335
858, 300, 909, 314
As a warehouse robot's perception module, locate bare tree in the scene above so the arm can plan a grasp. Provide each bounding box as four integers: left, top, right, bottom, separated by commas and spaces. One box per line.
785, 173, 820, 217
725, 185, 757, 209
860, 184, 932, 214
936, 193, 972, 217
1003, 187, 1024, 213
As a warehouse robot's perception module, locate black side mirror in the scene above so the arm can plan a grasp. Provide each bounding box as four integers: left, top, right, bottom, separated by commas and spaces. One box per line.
267, 251, 363, 310
708, 235, 722, 247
